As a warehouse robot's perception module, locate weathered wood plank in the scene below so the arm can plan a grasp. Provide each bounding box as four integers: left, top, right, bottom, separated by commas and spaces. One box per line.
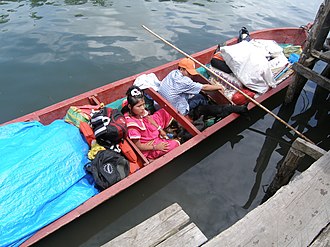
292, 137, 326, 160
203, 150, 330, 247
285, 0, 330, 103
292, 63, 330, 91
262, 138, 326, 202
156, 223, 208, 247
145, 88, 201, 136
311, 49, 330, 63
102, 203, 190, 247
309, 223, 330, 247
261, 144, 305, 203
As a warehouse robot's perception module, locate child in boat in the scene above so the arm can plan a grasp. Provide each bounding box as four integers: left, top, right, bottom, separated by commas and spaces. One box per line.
122, 86, 180, 160
158, 57, 224, 116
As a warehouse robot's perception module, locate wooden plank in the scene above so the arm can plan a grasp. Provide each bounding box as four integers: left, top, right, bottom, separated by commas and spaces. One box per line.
125, 137, 150, 165
261, 144, 306, 203
292, 137, 326, 160
102, 203, 190, 247
157, 223, 208, 247
145, 88, 200, 136
310, 0, 330, 51
309, 223, 330, 247
285, 0, 330, 103
262, 138, 326, 202
293, 63, 330, 91
203, 150, 330, 247
311, 49, 330, 63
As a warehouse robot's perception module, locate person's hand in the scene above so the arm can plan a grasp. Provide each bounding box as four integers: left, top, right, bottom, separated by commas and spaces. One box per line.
146, 140, 155, 150
159, 129, 169, 139
155, 142, 169, 151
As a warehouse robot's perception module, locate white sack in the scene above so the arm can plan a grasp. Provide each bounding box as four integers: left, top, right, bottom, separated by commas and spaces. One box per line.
133, 73, 161, 91
220, 41, 276, 94
249, 39, 284, 58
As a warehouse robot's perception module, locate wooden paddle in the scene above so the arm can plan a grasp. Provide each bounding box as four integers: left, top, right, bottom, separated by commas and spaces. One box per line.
142, 25, 314, 144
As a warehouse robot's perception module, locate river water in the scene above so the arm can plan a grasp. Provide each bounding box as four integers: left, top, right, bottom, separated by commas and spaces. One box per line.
1, 0, 328, 246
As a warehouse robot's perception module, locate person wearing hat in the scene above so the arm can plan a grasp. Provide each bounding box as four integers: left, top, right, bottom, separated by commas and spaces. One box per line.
158, 58, 224, 116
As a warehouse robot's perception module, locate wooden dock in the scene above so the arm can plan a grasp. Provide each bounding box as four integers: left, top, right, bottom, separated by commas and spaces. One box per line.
204, 149, 330, 247
101, 203, 207, 247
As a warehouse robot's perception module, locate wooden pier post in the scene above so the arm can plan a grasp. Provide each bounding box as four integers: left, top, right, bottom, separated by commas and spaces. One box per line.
285, 0, 330, 103
261, 137, 326, 203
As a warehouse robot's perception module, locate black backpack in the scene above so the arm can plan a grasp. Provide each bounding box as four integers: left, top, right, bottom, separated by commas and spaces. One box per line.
238, 27, 251, 43
90, 107, 127, 148
85, 149, 129, 190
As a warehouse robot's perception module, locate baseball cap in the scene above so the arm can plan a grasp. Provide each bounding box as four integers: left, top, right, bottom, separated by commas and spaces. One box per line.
178, 58, 198, 75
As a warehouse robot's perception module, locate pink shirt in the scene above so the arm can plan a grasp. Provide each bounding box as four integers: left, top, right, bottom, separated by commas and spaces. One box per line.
125, 109, 180, 160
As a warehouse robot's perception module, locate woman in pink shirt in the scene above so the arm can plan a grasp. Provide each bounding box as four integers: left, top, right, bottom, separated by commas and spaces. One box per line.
123, 86, 180, 160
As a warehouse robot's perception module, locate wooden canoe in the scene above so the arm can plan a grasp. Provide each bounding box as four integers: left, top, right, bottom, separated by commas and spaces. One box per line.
8, 26, 308, 246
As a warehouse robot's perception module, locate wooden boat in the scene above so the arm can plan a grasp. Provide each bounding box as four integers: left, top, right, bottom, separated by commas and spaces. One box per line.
4, 26, 308, 246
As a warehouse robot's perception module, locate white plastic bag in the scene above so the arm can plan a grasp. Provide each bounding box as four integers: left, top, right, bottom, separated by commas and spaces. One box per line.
249, 39, 284, 58
133, 73, 161, 91
221, 41, 276, 94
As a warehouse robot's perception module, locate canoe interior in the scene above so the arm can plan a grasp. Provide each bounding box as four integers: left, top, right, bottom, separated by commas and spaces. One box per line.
18, 26, 308, 247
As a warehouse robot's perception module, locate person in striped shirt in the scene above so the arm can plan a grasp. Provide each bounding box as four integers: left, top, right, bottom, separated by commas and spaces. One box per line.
158, 58, 224, 116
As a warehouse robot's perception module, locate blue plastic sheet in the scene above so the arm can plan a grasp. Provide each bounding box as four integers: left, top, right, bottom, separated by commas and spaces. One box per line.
0, 120, 98, 247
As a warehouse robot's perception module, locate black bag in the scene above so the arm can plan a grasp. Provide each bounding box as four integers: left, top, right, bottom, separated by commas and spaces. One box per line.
211, 46, 232, 74
85, 149, 129, 190
90, 107, 127, 148
238, 27, 251, 43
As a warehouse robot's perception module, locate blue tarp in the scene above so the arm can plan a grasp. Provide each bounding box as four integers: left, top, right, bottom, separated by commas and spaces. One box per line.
0, 120, 98, 247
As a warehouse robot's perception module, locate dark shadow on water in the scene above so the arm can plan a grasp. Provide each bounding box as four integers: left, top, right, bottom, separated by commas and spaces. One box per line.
242, 102, 296, 209
259, 83, 329, 204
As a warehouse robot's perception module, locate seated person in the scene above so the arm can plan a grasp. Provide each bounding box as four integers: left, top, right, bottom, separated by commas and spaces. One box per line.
158, 58, 224, 117
122, 86, 180, 160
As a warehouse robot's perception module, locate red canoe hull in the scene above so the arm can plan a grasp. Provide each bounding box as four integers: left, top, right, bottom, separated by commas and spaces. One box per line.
14, 26, 308, 246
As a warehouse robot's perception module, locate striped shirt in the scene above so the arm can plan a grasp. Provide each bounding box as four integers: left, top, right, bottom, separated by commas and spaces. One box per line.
158, 70, 203, 115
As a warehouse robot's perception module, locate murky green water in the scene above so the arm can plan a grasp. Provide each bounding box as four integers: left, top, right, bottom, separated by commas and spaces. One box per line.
1, 0, 327, 246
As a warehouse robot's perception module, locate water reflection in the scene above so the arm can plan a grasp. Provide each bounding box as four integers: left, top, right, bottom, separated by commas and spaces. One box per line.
0, 0, 114, 27
243, 102, 296, 209
64, 0, 88, 5
0, 14, 9, 24
30, 0, 47, 7
243, 80, 329, 207
290, 87, 330, 150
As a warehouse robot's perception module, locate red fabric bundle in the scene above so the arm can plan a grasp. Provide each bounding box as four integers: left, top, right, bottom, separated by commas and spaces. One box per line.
232, 89, 255, 105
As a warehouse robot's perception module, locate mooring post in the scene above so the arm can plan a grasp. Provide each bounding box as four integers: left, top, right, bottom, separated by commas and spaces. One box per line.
285, 0, 330, 103
261, 143, 305, 203
261, 138, 326, 203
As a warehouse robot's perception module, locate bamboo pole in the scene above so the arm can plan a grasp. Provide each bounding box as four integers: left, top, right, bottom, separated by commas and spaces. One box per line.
142, 25, 314, 144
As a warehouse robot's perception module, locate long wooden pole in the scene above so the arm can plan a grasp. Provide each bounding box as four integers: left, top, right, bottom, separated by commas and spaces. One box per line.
142, 25, 314, 144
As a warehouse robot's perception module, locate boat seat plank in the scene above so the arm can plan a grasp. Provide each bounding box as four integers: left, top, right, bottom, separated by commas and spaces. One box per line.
88, 95, 102, 105
156, 223, 208, 247
145, 88, 200, 136
125, 137, 149, 165
101, 203, 190, 247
